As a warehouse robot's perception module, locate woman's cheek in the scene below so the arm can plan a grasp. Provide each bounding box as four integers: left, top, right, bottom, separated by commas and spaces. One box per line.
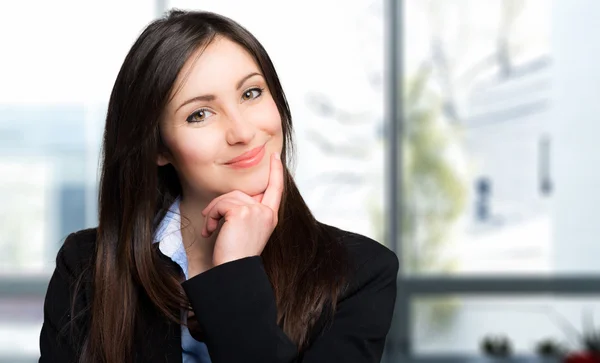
257, 99, 283, 134
177, 133, 217, 167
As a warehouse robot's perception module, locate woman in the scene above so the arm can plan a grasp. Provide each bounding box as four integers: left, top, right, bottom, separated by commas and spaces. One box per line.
39, 9, 398, 363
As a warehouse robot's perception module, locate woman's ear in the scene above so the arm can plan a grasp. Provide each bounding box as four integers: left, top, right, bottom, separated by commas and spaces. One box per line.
156, 132, 173, 166
157, 127, 172, 166
157, 151, 172, 166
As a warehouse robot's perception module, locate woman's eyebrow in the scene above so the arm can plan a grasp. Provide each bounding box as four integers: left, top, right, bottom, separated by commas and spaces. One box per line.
235, 72, 262, 90
175, 72, 263, 113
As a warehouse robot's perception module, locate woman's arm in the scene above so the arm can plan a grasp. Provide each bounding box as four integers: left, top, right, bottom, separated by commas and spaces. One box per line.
181, 245, 399, 363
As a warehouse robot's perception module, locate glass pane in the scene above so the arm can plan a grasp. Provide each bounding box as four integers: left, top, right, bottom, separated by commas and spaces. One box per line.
0, 0, 155, 360
0, 0, 154, 272
402, 0, 599, 275
0, 297, 43, 362
414, 295, 600, 360
169, 0, 387, 244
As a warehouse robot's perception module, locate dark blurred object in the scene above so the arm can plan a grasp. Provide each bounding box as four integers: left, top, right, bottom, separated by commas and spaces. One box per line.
481, 334, 512, 357
475, 177, 491, 221
535, 338, 568, 358
549, 308, 600, 363
538, 135, 553, 196
564, 352, 600, 363
582, 326, 600, 353
566, 322, 600, 363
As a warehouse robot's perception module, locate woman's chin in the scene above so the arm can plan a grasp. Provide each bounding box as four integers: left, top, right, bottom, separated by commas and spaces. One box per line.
222, 174, 269, 197
236, 182, 269, 197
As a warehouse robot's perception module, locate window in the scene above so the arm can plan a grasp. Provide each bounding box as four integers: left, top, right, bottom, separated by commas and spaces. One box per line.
8, 1, 598, 362
0, 1, 155, 361
385, 1, 600, 362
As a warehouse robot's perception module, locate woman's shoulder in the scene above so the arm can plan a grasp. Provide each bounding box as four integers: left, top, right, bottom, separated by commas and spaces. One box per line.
54, 224, 400, 285
54, 228, 98, 278
318, 222, 399, 288
319, 221, 398, 267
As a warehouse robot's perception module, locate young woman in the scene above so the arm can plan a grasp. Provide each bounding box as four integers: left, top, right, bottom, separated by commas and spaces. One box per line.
39, 9, 398, 363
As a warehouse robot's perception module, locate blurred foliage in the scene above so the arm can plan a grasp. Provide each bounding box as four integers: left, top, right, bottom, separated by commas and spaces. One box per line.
408, 63, 467, 330
369, 63, 468, 333
401, 63, 468, 274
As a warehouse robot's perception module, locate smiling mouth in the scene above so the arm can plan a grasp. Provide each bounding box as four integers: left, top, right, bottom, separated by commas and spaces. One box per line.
224, 143, 266, 169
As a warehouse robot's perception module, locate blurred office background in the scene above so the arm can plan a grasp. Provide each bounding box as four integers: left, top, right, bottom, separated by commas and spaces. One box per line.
1, 0, 599, 362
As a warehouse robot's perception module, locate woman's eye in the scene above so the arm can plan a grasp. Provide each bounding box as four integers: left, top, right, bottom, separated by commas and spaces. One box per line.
186, 108, 215, 123
241, 87, 263, 101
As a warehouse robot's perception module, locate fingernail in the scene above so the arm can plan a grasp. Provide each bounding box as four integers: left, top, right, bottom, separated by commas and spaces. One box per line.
274, 152, 280, 160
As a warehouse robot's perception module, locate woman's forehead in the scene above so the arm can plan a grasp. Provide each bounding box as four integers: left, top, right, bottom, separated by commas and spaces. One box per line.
173, 36, 262, 96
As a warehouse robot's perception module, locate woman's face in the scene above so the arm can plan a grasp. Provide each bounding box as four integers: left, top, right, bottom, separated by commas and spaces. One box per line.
159, 36, 284, 202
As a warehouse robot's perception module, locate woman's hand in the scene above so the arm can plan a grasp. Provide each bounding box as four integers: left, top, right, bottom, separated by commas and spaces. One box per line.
201, 152, 283, 266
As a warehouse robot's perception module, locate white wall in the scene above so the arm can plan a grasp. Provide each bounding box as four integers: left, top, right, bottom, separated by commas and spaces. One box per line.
551, 0, 600, 273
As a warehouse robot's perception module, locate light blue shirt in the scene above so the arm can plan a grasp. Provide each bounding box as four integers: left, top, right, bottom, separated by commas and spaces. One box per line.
153, 197, 212, 363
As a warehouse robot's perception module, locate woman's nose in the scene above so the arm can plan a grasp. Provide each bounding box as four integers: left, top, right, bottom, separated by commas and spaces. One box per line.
224, 110, 256, 145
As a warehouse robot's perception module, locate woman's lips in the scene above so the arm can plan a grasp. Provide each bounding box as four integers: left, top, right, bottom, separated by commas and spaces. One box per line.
224, 144, 266, 169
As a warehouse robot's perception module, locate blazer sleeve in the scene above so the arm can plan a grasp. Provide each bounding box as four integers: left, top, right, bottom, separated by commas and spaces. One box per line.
39, 233, 90, 363
181, 246, 399, 363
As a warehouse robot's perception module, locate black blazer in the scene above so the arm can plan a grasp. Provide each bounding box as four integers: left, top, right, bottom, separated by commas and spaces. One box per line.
39, 223, 399, 363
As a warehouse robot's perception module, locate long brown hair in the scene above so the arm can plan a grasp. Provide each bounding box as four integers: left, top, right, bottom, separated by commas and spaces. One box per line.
76, 9, 348, 363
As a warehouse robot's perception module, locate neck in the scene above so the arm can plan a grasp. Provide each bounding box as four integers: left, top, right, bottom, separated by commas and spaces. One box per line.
178, 194, 218, 276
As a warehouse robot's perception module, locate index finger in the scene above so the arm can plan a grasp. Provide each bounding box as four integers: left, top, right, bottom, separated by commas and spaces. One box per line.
260, 152, 284, 212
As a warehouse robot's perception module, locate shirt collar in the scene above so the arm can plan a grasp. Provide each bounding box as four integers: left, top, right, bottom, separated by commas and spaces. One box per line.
153, 197, 190, 279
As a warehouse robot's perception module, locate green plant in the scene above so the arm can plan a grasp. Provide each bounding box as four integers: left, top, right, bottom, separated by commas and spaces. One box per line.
400, 63, 468, 275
